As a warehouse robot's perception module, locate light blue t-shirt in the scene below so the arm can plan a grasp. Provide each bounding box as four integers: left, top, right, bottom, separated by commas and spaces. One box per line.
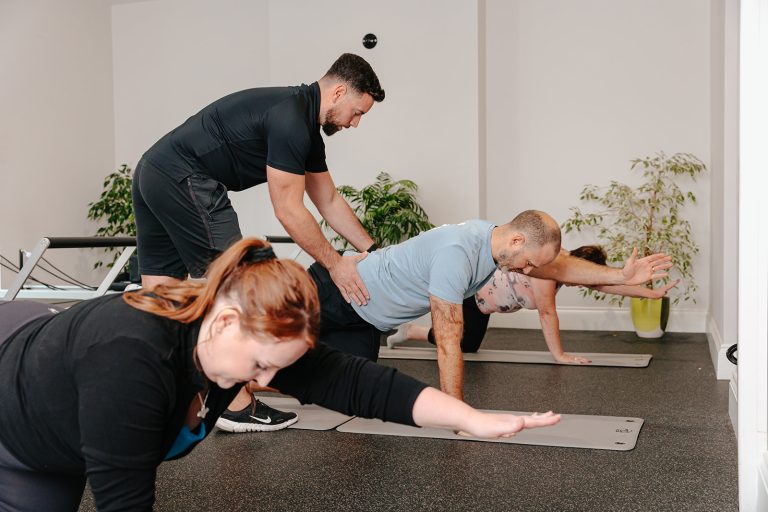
349, 220, 497, 331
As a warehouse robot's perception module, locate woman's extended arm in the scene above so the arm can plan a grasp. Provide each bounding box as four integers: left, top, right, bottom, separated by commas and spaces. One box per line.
588, 279, 680, 299
270, 342, 428, 425
411, 387, 560, 437
530, 278, 590, 365
270, 343, 560, 438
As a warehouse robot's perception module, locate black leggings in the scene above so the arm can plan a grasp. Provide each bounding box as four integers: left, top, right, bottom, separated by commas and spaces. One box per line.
308, 263, 383, 361
0, 301, 85, 512
428, 296, 490, 353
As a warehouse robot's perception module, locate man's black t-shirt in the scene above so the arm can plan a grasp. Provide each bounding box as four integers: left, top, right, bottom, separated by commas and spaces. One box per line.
143, 82, 328, 191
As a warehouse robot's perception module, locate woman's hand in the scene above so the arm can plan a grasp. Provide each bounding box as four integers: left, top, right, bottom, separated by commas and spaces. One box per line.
412, 388, 560, 438
649, 279, 681, 299
458, 410, 561, 439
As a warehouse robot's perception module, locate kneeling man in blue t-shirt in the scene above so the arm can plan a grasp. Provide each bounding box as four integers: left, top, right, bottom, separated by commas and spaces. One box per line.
315, 210, 669, 402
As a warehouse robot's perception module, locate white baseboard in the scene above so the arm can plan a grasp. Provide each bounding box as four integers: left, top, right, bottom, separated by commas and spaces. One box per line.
487, 306, 706, 333
706, 315, 738, 380
759, 452, 768, 512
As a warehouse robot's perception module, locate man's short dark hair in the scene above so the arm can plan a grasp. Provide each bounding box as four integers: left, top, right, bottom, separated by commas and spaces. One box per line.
325, 53, 385, 102
508, 210, 561, 248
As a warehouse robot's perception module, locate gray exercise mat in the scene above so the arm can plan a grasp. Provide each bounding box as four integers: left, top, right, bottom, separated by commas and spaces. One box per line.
378, 347, 652, 367
257, 396, 354, 431
337, 412, 644, 451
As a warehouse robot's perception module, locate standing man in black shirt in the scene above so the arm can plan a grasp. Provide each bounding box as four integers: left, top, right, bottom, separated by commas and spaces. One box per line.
132, 53, 384, 432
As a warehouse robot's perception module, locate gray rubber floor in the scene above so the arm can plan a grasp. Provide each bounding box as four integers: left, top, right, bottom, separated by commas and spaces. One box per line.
78, 328, 738, 512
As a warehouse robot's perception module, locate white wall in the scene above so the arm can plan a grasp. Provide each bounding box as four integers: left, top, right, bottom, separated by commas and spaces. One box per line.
710, 0, 725, 344
484, 0, 713, 332
111, 0, 274, 238
737, 0, 768, 507
112, 0, 479, 241
0, 0, 115, 287
708, 0, 740, 379
5, 1, 724, 334
267, 0, 479, 230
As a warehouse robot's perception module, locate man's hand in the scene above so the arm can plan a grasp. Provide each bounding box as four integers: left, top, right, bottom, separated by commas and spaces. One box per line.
554, 353, 591, 365
621, 247, 673, 285
329, 252, 370, 306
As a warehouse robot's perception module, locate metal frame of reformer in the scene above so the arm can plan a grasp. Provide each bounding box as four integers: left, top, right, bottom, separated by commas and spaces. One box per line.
1, 235, 302, 302
2, 237, 137, 301
264, 235, 304, 260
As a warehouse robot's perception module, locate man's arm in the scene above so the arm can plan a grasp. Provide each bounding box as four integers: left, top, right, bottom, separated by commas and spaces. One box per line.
305, 171, 375, 251
267, 166, 370, 305
429, 295, 466, 401
528, 247, 672, 286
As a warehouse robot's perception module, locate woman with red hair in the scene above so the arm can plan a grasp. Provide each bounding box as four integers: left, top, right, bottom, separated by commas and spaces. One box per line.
0, 238, 559, 512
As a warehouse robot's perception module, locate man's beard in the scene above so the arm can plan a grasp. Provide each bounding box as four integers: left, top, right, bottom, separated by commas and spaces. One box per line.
322, 107, 343, 136
498, 248, 524, 273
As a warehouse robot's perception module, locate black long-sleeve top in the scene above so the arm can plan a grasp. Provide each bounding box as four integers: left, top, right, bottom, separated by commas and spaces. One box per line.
0, 294, 427, 511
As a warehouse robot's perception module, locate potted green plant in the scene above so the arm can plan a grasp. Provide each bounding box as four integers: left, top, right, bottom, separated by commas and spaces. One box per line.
561, 152, 707, 338
322, 172, 435, 249
86, 164, 138, 281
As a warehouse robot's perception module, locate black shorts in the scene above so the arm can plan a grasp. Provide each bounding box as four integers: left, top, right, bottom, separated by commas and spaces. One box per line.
427, 296, 490, 353
132, 159, 242, 278
308, 262, 382, 362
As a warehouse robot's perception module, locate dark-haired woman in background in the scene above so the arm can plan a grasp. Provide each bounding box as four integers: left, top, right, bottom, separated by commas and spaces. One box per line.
387, 246, 679, 363
0, 238, 560, 512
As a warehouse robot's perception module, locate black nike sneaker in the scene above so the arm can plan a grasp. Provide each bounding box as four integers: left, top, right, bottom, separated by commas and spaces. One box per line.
215, 397, 298, 433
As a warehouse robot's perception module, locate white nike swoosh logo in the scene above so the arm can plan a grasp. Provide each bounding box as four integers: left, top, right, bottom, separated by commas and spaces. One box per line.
250, 414, 272, 424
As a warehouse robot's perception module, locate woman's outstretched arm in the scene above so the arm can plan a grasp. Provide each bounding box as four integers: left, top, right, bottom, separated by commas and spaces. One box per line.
270, 343, 560, 438
412, 387, 560, 438
530, 278, 591, 365
588, 279, 680, 299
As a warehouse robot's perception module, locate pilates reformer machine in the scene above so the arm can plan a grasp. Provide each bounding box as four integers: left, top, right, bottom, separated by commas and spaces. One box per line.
1, 235, 304, 302
1, 237, 137, 301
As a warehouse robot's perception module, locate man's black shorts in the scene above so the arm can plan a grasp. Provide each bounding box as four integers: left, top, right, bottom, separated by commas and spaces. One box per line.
132, 158, 242, 279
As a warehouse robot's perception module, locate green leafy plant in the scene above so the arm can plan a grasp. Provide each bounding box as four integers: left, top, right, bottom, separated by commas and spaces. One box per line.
86, 164, 136, 269
562, 152, 706, 305
322, 172, 435, 249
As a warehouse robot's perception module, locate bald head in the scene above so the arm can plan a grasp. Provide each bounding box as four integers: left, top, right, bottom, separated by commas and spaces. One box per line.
491, 210, 561, 274
506, 210, 561, 249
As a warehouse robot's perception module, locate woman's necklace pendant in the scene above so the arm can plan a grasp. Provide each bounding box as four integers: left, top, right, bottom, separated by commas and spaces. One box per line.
196, 391, 210, 419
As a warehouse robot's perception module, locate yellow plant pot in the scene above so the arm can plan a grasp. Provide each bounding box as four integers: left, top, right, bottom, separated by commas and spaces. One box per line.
630, 297, 670, 338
